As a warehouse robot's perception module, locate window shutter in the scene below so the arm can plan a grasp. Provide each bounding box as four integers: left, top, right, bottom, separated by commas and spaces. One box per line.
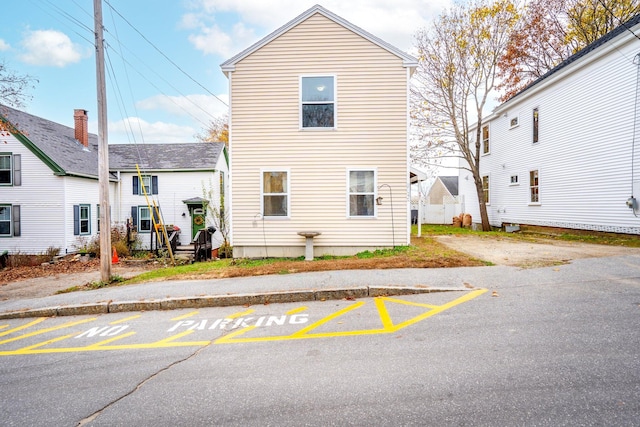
73, 205, 80, 235
152, 175, 158, 194
13, 154, 21, 186
132, 176, 139, 195
131, 206, 138, 230
12, 205, 20, 236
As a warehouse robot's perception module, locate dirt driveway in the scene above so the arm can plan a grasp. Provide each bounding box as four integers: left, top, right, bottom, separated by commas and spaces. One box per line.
434, 235, 638, 268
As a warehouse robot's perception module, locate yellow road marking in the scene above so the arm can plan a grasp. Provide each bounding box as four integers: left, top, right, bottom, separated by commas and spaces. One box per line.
110, 315, 141, 325
292, 301, 365, 337
171, 311, 199, 321
374, 298, 394, 330
0, 318, 96, 345
286, 306, 307, 315
0, 324, 9, 330
0, 290, 488, 354
227, 309, 255, 319
217, 289, 488, 344
0, 318, 46, 337
156, 330, 195, 344
18, 333, 76, 351
87, 332, 137, 348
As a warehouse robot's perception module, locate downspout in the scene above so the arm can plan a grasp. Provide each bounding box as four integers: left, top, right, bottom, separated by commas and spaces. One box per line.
406, 66, 412, 244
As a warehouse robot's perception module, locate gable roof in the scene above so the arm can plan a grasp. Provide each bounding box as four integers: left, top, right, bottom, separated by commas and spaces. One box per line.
109, 143, 226, 172
220, 4, 418, 74
0, 105, 99, 178
437, 176, 459, 196
503, 13, 640, 105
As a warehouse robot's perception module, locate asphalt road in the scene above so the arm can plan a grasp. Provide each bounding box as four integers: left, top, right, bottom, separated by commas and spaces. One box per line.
1, 255, 639, 426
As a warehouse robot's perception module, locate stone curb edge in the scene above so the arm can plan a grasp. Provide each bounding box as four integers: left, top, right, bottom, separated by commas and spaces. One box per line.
0, 286, 465, 319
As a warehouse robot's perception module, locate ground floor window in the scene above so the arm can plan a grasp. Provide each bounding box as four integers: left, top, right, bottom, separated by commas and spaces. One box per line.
262, 170, 289, 217
74, 204, 91, 235
0, 205, 11, 236
348, 169, 375, 217
530, 170, 539, 203
139, 206, 151, 232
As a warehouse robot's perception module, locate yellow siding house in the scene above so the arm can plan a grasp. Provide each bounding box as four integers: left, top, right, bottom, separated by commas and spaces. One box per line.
221, 4, 418, 258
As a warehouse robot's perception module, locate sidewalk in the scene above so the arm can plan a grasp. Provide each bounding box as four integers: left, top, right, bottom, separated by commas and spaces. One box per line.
2, 254, 638, 319
0, 266, 508, 319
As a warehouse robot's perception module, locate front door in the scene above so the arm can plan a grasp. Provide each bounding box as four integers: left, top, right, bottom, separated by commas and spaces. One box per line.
191, 208, 206, 240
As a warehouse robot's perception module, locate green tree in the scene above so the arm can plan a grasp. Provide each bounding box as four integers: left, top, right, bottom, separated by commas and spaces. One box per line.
412, 0, 519, 231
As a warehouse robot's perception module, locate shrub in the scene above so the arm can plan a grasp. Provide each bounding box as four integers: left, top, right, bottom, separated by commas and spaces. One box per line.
85, 225, 133, 257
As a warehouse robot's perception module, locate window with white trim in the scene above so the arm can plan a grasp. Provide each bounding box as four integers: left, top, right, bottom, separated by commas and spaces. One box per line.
348, 170, 375, 217
0, 153, 20, 186
133, 175, 158, 195
262, 171, 289, 217
73, 204, 91, 235
482, 175, 490, 204
482, 125, 490, 154
139, 206, 151, 232
0, 205, 11, 236
301, 76, 335, 128
510, 175, 519, 185
530, 170, 539, 203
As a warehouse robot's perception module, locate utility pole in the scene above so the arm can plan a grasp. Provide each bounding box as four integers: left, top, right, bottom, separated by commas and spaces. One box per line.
94, 0, 111, 282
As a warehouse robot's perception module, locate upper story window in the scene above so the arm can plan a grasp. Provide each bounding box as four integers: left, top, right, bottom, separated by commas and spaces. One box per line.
301, 76, 335, 129
0, 153, 20, 186
482, 125, 490, 154
348, 169, 375, 217
133, 175, 158, 195
262, 170, 289, 218
533, 108, 539, 144
509, 116, 519, 128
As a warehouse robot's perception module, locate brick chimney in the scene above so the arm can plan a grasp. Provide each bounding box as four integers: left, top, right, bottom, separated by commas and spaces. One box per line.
74, 109, 89, 147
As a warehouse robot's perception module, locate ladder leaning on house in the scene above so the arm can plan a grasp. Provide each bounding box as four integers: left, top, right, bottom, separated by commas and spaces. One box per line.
135, 165, 175, 265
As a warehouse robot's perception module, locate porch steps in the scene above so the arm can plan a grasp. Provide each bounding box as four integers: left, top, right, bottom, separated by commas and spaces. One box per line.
174, 244, 195, 262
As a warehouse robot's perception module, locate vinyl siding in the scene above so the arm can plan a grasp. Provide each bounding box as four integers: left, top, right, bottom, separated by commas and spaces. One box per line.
229, 13, 410, 252
116, 169, 224, 248
0, 135, 99, 254
460, 28, 640, 234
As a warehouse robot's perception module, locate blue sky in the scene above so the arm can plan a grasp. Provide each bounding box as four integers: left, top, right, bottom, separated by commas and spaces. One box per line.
1, 0, 449, 144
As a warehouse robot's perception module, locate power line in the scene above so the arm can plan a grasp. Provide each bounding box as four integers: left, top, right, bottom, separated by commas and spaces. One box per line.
26, 0, 94, 45
103, 0, 228, 108
596, 0, 640, 42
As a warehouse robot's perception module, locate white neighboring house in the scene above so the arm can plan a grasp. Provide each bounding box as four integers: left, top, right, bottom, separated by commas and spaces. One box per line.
423, 176, 463, 224
459, 14, 640, 234
221, 4, 417, 258
109, 143, 228, 249
0, 105, 228, 255
0, 106, 116, 255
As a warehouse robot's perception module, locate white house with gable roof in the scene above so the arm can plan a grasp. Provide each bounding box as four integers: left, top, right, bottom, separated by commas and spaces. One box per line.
459, 14, 640, 234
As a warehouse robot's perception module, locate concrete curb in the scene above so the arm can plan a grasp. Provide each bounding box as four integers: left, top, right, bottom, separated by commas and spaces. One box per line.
0, 285, 464, 319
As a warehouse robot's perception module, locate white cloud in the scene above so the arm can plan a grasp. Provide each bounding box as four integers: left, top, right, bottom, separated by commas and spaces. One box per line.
186, 18, 258, 58
136, 93, 229, 126
185, 0, 451, 54
0, 39, 10, 51
19, 30, 89, 67
108, 117, 198, 144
